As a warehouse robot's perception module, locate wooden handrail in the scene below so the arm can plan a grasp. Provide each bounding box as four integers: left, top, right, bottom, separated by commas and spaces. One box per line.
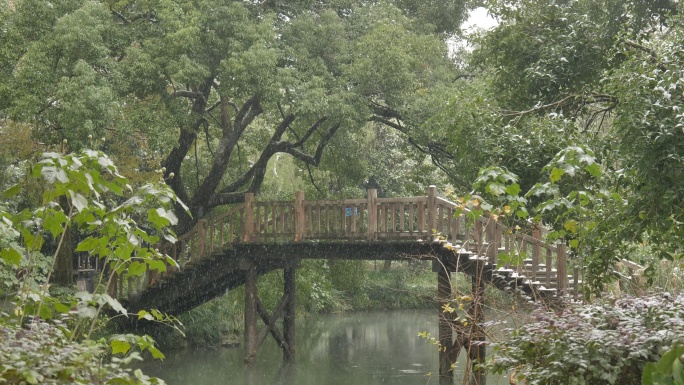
114, 185, 581, 301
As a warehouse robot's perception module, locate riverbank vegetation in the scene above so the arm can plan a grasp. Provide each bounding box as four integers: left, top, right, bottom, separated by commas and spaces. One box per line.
2, 0, 684, 384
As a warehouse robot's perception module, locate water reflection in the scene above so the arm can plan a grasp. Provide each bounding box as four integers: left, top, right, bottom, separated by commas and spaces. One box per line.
142, 310, 507, 385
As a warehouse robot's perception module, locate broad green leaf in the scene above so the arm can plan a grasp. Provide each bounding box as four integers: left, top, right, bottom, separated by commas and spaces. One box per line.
111, 339, 131, 355
54, 302, 71, 313
564, 220, 578, 233
151, 309, 163, 321
147, 259, 167, 272
487, 182, 506, 196
0, 247, 22, 266
44, 210, 67, 238
569, 239, 579, 248
585, 163, 601, 178
78, 306, 98, 319
126, 261, 147, 277
69, 191, 88, 213
505, 183, 521, 196
76, 236, 100, 252
642, 362, 655, 385
137, 310, 154, 321
39, 304, 53, 320
105, 294, 128, 316
148, 346, 166, 360
2, 184, 21, 198
41, 165, 69, 184
515, 208, 528, 219
550, 167, 564, 183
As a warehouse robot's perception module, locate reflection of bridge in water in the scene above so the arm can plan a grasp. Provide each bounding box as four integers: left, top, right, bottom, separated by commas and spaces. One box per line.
112, 186, 581, 383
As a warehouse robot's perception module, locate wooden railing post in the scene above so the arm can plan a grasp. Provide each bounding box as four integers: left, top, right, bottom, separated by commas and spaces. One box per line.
427, 185, 437, 240
243, 192, 255, 243
367, 189, 377, 241
294, 191, 305, 242
197, 219, 207, 259
557, 243, 567, 297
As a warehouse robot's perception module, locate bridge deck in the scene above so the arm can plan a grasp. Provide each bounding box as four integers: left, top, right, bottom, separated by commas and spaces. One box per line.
113, 186, 582, 315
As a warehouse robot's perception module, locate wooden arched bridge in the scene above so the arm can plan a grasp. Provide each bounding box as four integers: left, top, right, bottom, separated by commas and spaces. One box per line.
110, 186, 582, 382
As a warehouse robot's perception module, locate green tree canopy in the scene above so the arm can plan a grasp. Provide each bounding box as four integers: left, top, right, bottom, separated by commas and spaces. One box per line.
0, 0, 468, 231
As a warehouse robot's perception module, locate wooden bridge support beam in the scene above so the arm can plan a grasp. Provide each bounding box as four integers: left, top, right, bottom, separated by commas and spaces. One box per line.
283, 266, 296, 361
244, 263, 258, 364
242, 260, 300, 364
435, 256, 457, 379
468, 261, 487, 385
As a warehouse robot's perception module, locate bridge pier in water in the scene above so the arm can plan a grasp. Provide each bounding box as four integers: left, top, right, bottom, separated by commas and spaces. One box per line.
243, 259, 299, 364
435, 253, 487, 385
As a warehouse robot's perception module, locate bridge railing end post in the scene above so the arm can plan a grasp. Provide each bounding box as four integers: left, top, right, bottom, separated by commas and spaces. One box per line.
427, 185, 437, 241
294, 191, 305, 242
243, 192, 255, 243
367, 189, 377, 241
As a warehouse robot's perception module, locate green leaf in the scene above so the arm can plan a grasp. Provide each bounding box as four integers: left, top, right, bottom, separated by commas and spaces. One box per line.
487, 182, 506, 196
39, 304, 54, 320
126, 261, 146, 277
1, 247, 22, 266
564, 220, 578, 234
104, 294, 128, 316
137, 310, 154, 321
569, 239, 579, 248
111, 339, 131, 355
54, 302, 71, 313
41, 165, 69, 184
156, 208, 178, 226
550, 167, 565, 183
44, 211, 67, 238
147, 259, 167, 272
505, 183, 521, 196
642, 362, 655, 385
2, 184, 21, 198
148, 346, 166, 360
69, 191, 88, 213
585, 163, 601, 178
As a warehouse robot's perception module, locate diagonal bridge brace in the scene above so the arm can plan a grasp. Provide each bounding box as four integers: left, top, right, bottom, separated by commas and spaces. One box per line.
255, 292, 290, 353
243, 259, 298, 364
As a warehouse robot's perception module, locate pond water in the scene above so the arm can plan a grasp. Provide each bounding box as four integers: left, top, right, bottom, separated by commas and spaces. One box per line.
141, 310, 508, 385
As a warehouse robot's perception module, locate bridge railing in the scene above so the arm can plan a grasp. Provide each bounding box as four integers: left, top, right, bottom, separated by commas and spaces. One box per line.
114, 185, 582, 301
431, 191, 578, 298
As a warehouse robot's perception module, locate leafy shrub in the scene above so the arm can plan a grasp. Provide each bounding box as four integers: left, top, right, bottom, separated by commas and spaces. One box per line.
0, 318, 164, 384
486, 294, 684, 385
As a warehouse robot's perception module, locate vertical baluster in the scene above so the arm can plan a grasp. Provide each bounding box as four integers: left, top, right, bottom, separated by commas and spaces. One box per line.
351, 204, 357, 235
437, 205, 444, 236
219, 217, 225, 249
399, 203, 405, 234
325, 204, 330, 235
417, 201, 425, 236
209, 222, 215, 254
389, 204, 395, 233
281, 204, 286, 235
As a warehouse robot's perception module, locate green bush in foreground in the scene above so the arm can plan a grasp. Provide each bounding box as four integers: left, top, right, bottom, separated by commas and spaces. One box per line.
0, 318, 163, 384
486, 294, 684, 385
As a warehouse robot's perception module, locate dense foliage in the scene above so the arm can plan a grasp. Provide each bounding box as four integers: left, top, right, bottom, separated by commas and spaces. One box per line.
486, 294, 684, 385
1, 150, 182, 384
0, 319, 164, 385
